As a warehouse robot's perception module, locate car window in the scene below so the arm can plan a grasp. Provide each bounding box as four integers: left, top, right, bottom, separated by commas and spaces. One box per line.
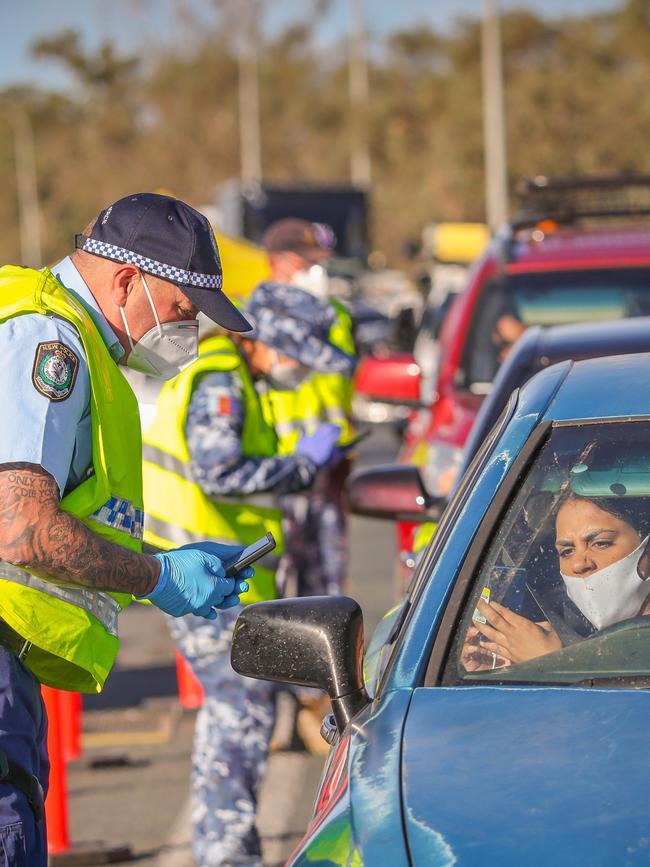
460, 268, 650, 391
445, 420, 650, 687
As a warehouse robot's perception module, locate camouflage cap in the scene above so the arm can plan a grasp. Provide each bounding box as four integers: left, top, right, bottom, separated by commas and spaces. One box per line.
245, 282, 355, 376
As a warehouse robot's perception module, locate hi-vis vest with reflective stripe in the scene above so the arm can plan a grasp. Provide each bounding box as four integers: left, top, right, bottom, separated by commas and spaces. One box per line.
311, 299, 356, 446
142, 335, 283, 604
0, 266, 144, 694
261, 299, 357, 453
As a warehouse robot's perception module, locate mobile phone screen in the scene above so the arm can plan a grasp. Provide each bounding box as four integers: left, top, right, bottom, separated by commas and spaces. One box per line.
345, 428, 372, 449
226, 532, 276, 576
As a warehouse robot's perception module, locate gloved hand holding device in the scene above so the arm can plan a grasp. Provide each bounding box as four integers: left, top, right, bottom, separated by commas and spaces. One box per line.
296, 423, 342, 468
141, 542, 253, 619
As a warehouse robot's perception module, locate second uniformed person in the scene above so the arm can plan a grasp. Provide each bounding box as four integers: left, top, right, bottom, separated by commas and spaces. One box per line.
142, 282, 354, 866
259, 219, 358, 600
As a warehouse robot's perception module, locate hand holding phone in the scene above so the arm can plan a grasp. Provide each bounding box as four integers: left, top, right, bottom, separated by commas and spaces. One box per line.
225, 532, 276, 576
341, 428, 371, 450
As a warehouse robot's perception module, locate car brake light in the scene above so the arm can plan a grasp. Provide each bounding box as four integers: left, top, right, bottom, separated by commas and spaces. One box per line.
312, 735, 350, 823
285, 734, 351, 864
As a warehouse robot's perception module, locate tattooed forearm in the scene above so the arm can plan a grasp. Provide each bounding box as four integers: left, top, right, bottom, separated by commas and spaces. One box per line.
0, 463, 159, 596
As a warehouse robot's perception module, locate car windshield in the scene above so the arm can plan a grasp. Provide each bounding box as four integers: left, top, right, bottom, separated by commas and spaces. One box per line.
462, 267, 650, 390
447, 420, 650, 687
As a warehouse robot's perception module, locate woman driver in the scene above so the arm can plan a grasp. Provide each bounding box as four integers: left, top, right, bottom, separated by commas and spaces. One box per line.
467, 494, 650, 668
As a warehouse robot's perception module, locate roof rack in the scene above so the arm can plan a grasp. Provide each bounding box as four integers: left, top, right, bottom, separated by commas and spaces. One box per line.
511, 174, 650, 231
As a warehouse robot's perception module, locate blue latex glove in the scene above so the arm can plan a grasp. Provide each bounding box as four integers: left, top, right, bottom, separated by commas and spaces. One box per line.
326, 445, 351, 467
142, 542, 253, 620
296, 424, 341, 468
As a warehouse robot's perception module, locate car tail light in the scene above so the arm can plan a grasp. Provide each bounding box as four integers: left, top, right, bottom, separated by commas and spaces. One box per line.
312, 735, 350, 824
285, 734, 352, 865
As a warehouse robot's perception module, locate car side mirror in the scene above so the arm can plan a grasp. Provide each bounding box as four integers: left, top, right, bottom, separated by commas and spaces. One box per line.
353, 355, 426, 407
345, 464, 447, 522
231, 596, 370, 736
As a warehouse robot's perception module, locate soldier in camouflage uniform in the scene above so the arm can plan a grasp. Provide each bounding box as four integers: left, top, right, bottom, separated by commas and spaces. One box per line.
260, 219, 358, 601
157, 283, 355, 867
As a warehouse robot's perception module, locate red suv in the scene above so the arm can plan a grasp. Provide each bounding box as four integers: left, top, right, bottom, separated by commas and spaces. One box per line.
374, 176, 650, 557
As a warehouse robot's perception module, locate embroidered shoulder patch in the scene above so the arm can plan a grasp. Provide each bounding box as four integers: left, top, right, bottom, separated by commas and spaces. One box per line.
32, 341, 80, 401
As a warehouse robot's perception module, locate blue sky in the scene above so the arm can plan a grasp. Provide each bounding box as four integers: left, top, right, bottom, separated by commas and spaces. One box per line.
0, 0, 620, 90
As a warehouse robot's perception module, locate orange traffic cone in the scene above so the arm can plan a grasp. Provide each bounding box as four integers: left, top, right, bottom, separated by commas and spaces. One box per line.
176, 651, 204, 709
58, 692, 82, 763
42, 687, 134, 864
42, 686, 70, 856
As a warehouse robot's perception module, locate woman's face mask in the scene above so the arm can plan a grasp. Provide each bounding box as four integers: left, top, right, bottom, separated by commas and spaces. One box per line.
266, 350, 311, 391
561, 535, 650, 630
290, 264, 330, 299
120, 273, 199, 379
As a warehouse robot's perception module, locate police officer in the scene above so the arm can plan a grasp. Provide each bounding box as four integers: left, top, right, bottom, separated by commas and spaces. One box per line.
142, 282, 354, 866
0, 192, 255, 865
260, 219, 358, 600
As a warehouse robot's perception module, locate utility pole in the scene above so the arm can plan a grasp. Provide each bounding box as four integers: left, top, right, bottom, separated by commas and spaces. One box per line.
481, 0, 508, 231
348, 0, 371, 188
9, 110, 42, 267
237, 0, 262, 185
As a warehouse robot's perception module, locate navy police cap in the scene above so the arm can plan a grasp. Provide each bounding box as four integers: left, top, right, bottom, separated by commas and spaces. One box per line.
75, 192, 251, 332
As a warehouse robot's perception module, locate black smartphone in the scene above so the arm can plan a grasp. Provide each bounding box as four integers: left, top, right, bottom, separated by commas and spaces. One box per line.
343, 428, 372, 450
225, 532, 276, 576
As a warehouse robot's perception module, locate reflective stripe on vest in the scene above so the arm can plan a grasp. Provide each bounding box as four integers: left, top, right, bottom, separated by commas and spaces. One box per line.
141, 443, 276, 511
144, 514, 281, 573
0, 266, 144, 694
260, 299, 358, 450
0, 562, 119, 637
142, 335, 284, 604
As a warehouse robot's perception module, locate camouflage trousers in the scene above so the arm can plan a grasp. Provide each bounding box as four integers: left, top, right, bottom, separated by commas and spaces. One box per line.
168, 608, 276, 867
278, 482, 348, 599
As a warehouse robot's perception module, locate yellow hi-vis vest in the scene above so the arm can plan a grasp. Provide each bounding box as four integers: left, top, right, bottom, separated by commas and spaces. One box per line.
261, 299, 358, 453
142, 335, 283, 604
0, 266, 144, 693
260, 385, 320, 456
413, 521, 438, 555
311, 299, 357, 446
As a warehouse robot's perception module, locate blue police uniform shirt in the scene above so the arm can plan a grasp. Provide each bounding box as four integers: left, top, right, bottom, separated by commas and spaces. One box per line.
0, 257, 123, 497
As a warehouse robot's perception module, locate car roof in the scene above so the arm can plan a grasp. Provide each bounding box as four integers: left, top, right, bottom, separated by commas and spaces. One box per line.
522, 316, 650, 364
504, 223, 650, 271
536, 352, 650, 422
461, 319, 650, 470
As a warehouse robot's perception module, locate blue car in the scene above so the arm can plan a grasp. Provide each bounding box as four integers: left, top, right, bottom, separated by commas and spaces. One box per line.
232, 353, 650, 866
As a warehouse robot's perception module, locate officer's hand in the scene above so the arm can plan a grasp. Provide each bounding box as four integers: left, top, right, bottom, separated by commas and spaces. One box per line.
296, 424, 341, 468
142, 544, 252, 619
179, 542, 253, 609
326, 441, 359, 467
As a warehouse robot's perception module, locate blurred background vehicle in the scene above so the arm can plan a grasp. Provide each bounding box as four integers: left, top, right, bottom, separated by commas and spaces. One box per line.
214, 180, 370, 265
213, 230, 271, 304
392, 174, 650, 565
352, 221, 489, 423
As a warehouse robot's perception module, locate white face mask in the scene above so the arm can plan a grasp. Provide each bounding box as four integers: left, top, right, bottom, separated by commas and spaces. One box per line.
291, 264, 329, 299
120, 274, 198, 379
267, 350, 311, 391
561, 535, 650, 630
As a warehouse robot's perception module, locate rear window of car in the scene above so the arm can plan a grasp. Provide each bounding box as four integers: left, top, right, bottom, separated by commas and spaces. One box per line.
460, 268, 650, 391
444, 420, 650, 688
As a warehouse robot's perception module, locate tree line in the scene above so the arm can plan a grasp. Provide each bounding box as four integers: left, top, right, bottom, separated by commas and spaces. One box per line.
1, 0, 648, 265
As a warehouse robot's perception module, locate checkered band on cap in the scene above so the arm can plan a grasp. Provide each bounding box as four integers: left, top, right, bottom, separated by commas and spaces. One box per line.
80, 238, 223, 289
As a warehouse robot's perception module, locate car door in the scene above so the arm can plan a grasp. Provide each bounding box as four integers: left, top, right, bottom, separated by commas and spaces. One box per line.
399, 418, 650, 866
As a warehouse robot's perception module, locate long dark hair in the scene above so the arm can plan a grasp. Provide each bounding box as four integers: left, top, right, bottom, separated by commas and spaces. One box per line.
555, 492, 650, 539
